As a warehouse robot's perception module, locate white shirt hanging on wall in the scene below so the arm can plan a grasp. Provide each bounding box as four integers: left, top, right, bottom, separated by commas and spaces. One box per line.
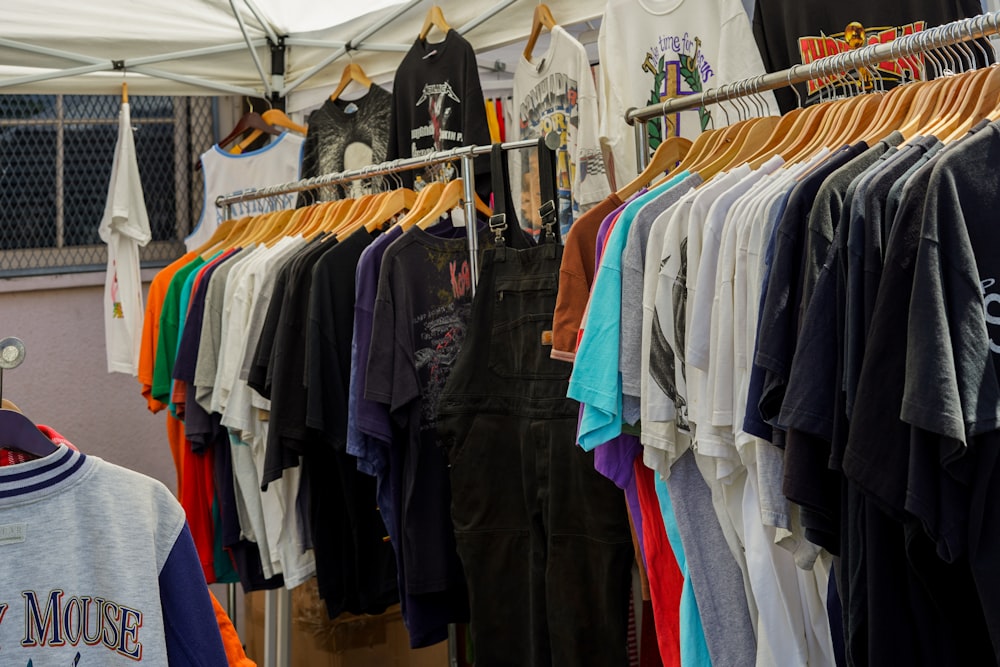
598, 0, 779, 190
99, 101, 152, 376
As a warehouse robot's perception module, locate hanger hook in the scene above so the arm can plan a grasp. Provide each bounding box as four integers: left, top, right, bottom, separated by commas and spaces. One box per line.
788, 64, 803, 109
970, 15, 990, 68
718, 83, 731, 126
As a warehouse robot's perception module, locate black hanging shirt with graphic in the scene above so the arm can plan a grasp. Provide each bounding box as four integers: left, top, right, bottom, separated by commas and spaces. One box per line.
387, 29, 492, 200
752, 0, 987, 113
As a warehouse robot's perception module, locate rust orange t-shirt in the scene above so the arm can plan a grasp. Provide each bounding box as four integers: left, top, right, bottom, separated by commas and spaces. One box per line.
551, 195, 622, 362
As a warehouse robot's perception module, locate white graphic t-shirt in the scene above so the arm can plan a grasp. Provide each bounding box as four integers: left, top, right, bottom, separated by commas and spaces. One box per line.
598, 0, 778, 189
511, 26, 610, 237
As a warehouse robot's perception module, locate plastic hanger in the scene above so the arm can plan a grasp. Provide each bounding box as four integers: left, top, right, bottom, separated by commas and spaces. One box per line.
523, 4, 557, 61
419, 6, 451, 41
0, 409, 58, 458
330, 63, 373, 102
616, 135, 692, 200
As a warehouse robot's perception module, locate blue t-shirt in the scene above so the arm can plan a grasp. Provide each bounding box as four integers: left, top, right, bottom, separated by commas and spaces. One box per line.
569, 172, 690, 451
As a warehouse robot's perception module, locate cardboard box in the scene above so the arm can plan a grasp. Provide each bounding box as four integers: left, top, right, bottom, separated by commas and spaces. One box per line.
244, 579, 449, 666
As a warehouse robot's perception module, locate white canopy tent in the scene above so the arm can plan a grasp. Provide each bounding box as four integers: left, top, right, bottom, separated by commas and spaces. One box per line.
2, 0, 606, 112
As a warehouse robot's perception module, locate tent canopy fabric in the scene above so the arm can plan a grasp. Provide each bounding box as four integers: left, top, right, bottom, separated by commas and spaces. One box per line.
2, 0, 605, 110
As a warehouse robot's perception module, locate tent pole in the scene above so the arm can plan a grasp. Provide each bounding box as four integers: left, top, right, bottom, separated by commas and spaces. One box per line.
0, 63, 111, 90
229, 0, 273, 97
127, 65, 261, 97
241, 0, 280, 45
284, 38, 411, 53
127, 41, 268, 67
281, 0, 423, 96
458, 0, 518, 35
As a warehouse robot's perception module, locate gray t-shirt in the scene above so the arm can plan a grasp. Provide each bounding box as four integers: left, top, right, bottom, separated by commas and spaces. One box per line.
620, 173, 700, 425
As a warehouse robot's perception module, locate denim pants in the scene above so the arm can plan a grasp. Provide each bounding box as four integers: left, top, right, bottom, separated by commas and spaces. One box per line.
438, 241, 634, 667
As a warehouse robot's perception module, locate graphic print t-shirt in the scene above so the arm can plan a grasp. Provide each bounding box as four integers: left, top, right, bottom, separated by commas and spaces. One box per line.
598, 0, 777, 190
751, 0, 986, 112
387, 30, 492, 199
365, 224, 482, 599
299, 85, 393, 204
512, 26, 610, 237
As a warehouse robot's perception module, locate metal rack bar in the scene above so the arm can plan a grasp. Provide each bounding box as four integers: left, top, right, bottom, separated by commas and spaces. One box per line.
626, 10, 1000, 125
216, 138, 539, 207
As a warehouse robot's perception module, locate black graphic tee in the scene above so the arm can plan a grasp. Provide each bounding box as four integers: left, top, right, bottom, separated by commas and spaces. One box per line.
752, 0, 985, 112
299, 85, 393, 204
365, 223, 485, 618
387, 30, 492, 200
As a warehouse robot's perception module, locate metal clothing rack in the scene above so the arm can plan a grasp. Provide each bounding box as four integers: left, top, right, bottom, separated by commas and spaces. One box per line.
215, 137, 542, 667
624, 10, 1000, 171
217, 136, 544, 298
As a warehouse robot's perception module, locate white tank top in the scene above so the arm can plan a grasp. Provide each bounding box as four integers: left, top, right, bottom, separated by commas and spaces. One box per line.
185, 132, 304, 251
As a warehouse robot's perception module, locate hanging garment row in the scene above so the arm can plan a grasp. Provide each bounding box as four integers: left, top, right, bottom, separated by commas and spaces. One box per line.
562, 16, 1000, 667
140, 136, 637, 663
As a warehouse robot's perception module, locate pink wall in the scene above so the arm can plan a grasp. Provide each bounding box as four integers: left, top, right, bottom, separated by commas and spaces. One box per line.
0, 278, 177, 493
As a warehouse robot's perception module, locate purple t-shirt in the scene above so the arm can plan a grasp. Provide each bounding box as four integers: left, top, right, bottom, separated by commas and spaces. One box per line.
583, 194, 648, 560
347, 225, 403, 474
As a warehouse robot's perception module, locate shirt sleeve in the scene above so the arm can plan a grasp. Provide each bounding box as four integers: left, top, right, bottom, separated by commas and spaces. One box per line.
159, 523, 230, 666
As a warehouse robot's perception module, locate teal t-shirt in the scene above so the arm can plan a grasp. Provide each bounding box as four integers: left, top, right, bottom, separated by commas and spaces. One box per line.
569, 172, 690, 451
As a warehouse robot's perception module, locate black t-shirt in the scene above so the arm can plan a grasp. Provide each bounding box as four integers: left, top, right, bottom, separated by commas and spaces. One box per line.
387, 30, 492, 200
260, 236, 338, 487
289, 227, 399, 618
756, 142, 865, 443
365, 223, 484, 601
752, 0, 986, 112
298, 85, 393, 205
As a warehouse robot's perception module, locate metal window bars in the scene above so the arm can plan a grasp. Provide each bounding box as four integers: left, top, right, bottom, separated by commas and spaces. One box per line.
624, 10, 1000, 170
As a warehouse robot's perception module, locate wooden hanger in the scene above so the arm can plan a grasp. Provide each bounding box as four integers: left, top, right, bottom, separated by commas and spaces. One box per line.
860, 80, 923, 144
232, 108, 309, 153
523, 4, 557, 61
419, 6, 451, 41
217, 110, 280, 152
616, 136, 691, 199
262, 109, 307, 135
944, 65, 1000, 142
922, 68, 987, 140
411, 179, 490, 230
742, 107, 802, 168
0, 408, 58, 458
398, 181, 446, 231
362, 188, 418, 233
121, 82, 129, 105
1, 398, 21, 412
330, 63, 373, 102
721, 115, 782, 169
823, 93, 883, 150
330, 193, 380, 236
671, 127, 722, 175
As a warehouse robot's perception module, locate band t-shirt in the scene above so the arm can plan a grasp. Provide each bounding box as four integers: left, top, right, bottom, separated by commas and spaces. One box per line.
365, 223, 481, 643
299, 86, 393, 204
387, 29, 492, 200
751, 0, 987, 112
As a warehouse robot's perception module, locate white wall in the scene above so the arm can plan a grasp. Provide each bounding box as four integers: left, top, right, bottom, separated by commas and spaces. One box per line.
0, 271, 177, 493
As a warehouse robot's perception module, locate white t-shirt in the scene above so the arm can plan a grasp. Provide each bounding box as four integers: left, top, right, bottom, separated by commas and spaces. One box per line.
100, 102, 152, 375
597, 0, 777, 190
511, 25, 610, 236
185, 132, 304, 251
